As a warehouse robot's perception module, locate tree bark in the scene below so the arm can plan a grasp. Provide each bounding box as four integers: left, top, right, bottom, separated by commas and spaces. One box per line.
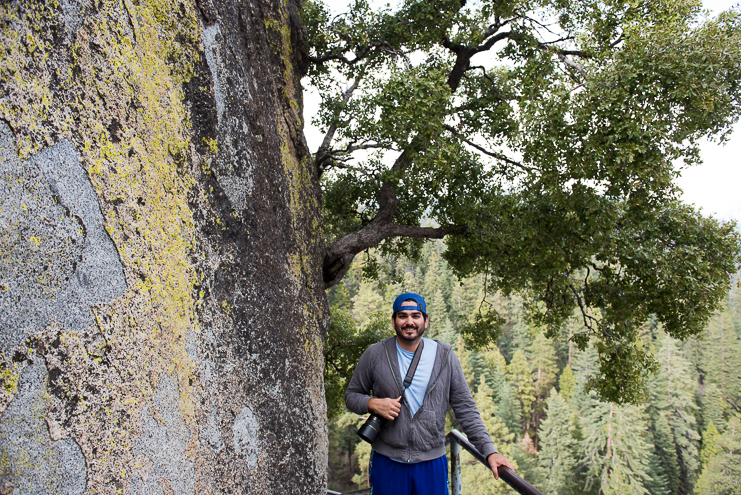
0, 0, 327, 493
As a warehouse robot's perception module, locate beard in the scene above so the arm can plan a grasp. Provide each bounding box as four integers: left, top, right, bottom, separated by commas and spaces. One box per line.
394, 322, 425, 342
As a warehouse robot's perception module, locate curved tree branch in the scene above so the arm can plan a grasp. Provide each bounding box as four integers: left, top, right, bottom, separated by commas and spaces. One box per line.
443, 124, 536, 174
323, 222, 461, 289
443, 26, 514, 92
557, 52, 589, 82
315, 77, 361, 175
323, 146, 465, 288
308, 40, 388, 66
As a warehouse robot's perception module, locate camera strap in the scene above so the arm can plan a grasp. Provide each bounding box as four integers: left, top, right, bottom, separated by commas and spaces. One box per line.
402, 340, 424, 390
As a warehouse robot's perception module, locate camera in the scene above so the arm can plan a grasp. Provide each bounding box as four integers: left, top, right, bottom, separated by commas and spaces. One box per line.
357, 413, 385, 444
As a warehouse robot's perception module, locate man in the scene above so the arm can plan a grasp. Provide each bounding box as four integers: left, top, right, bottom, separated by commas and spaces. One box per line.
345, 292, 514, 494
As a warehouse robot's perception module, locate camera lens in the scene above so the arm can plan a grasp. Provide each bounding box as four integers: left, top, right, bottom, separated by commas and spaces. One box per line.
357, 414, 385, 444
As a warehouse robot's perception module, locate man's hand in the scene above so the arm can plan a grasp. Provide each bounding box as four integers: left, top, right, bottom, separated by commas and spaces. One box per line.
367, 397, 402, 421
487, 453, 515, 480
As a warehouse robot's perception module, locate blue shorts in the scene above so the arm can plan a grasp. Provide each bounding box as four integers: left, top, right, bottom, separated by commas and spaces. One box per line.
369, 450, 449, 495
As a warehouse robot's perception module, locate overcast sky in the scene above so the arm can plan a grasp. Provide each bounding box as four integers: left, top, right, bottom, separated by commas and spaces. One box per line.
303, 0, 740, 223
676, 0, 741, 223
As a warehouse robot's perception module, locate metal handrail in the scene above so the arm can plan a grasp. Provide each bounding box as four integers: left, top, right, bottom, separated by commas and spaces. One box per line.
447, 429, 544, 495
327, 429, 543, 495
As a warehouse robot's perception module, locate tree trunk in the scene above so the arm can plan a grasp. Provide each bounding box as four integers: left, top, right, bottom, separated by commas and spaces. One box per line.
0, 0, 328, 493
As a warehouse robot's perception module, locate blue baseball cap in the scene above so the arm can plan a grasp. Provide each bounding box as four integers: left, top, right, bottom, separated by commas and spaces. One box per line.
392, 293, 427, 316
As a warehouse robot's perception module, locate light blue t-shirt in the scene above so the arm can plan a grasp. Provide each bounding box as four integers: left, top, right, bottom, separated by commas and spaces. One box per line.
396, 337, 438, 417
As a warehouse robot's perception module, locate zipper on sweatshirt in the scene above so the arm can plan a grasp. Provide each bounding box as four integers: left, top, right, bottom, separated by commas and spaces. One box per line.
384, 339, 453, 462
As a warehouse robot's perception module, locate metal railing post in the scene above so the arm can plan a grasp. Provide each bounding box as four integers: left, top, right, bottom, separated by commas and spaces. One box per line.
450, 436, 462, 495
446, 429, 544, 495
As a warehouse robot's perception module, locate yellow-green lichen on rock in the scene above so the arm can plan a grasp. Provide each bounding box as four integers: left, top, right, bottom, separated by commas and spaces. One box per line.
0, 0, 204, 491
1, 0, 332, 492
265, 2, 328, 482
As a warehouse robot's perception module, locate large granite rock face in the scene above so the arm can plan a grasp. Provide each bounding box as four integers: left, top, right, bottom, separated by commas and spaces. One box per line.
0, 0, 328, 493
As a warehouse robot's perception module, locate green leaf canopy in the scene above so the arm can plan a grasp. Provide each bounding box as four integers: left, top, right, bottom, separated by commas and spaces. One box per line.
305, 0, 741, 402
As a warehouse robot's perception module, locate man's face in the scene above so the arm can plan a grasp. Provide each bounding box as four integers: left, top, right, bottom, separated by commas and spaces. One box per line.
392, 307, 429, 343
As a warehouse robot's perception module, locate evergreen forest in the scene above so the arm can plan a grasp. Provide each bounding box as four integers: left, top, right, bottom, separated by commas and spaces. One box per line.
324, 240, 741, 495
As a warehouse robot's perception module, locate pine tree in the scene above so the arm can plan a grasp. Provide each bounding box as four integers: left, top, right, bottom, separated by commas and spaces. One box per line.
328, 280, 353, 311
497, 381, 522, 440
559, 364, 576, 402
438, 253, 455, 314
352, 279, 385, 327
436, 316, 456, 346
701, 309, 741, 414
450, 275, 483, 329
342, 258, 363, 300
530, 332, 559, 436
652, 337, 702, 494
507, 349, 535, 432
482, 345, 508, 397
461, 377, 517, 495
426, 287, 449, 340
699, 422, 720, 473
645, 449, 673, 495
421, 249, 450, 332
509, 318, 532, 361
538, 389, 578, 495
456, 336, 476, 390
645, 406, 677, 495
422, 249, 441, 299
531, 333, 559, 397
386, 267, 420, 307
571, 347, 653, 494
477, 376, 516, 447
578, 399, 654, 495
701, 383, 728, 434
695, 416, 741, 495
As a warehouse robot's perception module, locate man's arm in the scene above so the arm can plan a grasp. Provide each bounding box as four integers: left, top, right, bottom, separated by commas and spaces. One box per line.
345, 344, 403, 420
345, 347, 376, 415
448, 351, 514, 479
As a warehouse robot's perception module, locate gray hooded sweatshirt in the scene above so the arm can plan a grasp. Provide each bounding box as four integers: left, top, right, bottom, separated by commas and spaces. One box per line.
345, 336, 498, 463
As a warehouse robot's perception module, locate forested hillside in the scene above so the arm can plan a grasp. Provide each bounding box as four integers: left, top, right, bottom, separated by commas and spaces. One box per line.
324, 240, 741, 494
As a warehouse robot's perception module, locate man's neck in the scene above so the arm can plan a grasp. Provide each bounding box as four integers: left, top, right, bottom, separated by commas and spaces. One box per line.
396, 336, 422, 353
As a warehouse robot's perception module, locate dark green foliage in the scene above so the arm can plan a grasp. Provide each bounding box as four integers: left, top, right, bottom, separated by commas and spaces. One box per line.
327, 413, 365, 493
695, 416, 741, 495
646, 405, 680, 495
328, 281, 353, 312
459, 310, 506, 351
646, 443, 673, 495
324, 307, 392, 420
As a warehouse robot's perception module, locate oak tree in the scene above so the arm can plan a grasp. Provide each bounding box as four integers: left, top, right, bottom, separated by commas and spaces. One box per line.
304, 0, 741, 402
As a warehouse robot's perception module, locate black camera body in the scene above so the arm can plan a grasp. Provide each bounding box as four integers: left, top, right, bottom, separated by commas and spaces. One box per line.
357, 413, 385, 444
